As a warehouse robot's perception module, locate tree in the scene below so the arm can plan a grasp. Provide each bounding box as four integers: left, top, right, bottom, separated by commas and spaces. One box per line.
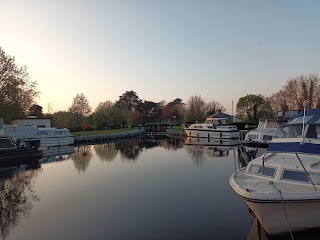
115, 90, 141, 112
140, 101, 163, 124
161, 98, 185, 125
236, 94, 273, 122
93, 100, 114, 130
68, 93, 92, 129
0, 47, 39, 123
28, 104, 44, 118
269, 74, 320, 111
184, 95, 206, 123
205, 101, 225, 116
51, 111, 80, 131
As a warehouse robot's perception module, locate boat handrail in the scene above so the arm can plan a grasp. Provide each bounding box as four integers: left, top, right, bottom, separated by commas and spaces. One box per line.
295, 153, 317, 191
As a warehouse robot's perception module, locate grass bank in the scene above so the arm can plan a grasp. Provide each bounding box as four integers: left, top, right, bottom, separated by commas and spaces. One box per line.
72, 126, 184, 136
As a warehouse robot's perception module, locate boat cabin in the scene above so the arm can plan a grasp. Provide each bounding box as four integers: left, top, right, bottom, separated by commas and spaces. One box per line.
204, 118, 228, 126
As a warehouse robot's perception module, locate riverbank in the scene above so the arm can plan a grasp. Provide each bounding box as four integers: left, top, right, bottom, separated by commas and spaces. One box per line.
74, 130, 145, 144
73, 128, 187, 144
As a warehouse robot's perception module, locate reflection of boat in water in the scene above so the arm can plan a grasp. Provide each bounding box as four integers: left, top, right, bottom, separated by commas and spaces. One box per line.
0, 136, 42, 164
42, 146, 74, 163
184, 136, 239, 146
184, 137, 238, 157
230, 109, 320, 236
184, 117, 239, 139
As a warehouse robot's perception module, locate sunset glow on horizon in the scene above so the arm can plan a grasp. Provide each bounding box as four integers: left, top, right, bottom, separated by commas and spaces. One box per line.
1, 0, 319, 114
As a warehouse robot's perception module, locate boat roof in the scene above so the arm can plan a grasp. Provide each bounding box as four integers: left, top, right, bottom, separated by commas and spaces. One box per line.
289, 109, 320, 124
267, 139, 320, 155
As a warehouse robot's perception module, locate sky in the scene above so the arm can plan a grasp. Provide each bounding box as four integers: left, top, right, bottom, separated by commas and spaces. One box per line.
1, 0, 319, 115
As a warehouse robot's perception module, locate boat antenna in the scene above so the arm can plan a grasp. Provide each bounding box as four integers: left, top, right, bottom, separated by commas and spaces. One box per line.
302, 100, 308, 137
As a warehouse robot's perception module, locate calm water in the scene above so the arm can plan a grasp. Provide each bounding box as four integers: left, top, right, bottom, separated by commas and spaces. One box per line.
1, 137, 318, 240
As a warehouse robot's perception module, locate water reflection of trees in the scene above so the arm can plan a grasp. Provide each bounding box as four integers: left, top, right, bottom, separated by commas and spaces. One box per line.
161, 137, 184, 150
184, 146, 206, 166
93, 143, 118, 162
0, 163, 41, 239
71, 145, 93, 173
115, 139, 143, 161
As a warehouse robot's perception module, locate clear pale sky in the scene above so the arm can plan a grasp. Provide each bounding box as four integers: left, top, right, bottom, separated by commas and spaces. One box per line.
1, 0, 319, 114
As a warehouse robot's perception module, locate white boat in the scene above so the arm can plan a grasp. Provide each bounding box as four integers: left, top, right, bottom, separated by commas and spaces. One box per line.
3, 124, 74, 149
243, 118, 286, 148
229, 109, 320, 236
242, 111, 301, 149
184, 117, 239, 139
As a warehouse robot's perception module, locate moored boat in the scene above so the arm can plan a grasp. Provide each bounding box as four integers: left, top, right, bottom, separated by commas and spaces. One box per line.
3, 124, 74, 149
229, 108, 320, 236
184, 117, 239, 139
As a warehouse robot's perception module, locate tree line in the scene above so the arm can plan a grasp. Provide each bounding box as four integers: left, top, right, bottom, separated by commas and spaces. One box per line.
1, 46, 319, 129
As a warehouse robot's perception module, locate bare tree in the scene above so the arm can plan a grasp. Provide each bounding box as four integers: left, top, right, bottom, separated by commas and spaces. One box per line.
205, 100, 225, 116
185, 95, 206, 123
270, 74, 319, 110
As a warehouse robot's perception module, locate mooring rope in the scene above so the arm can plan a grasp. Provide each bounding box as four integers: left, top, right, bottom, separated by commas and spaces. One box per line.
271, 182, 294, 240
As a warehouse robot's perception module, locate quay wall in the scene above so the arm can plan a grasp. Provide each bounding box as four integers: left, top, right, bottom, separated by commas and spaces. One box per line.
74, 130, 145, 144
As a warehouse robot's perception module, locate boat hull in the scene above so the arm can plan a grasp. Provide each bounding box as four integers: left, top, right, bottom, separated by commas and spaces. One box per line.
184, 129, 239, 139
244, 198, 320, 236
39, 136, 74, 148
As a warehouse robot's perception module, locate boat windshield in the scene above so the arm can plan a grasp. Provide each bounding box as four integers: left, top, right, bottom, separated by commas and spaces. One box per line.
204, 118, 228, 126
273, 124, 320, 139
273, 124, 303, 139
265, 120, 277, 129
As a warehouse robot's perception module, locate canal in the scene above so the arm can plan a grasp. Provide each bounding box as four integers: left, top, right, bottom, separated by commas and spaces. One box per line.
1, 136, 317, 239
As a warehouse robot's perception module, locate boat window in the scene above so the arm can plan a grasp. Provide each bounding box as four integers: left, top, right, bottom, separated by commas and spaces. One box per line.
219, 119, 227, 126
262, 135, 273, 141
265, 121, 277, 128
246, 134, 257, 140
306, 125, 317, 139
317, 126, 320, 139
40, 131, 48, 135
247, 164, 276, 178
281, 170, 309, 182
6, 127, 15, 133
55, 131, 59, 135
281, 169, 320, 184
15, 127, 31, 133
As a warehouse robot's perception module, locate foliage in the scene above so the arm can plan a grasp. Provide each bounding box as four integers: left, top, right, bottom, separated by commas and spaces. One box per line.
0, 47, 39, 123
205, 101, 225, 116
69, 93, 92, 116
184, 95, 207, 123
28, 104, 44, 118
68, 93, 92, 128
236, 94, 273, 123
115, 90, 141, 112
140, 100, 163, 123
51, 111, 81, 131
161, 98, 185, 125
92, 100, 114, 130
269, 74, 320, 111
